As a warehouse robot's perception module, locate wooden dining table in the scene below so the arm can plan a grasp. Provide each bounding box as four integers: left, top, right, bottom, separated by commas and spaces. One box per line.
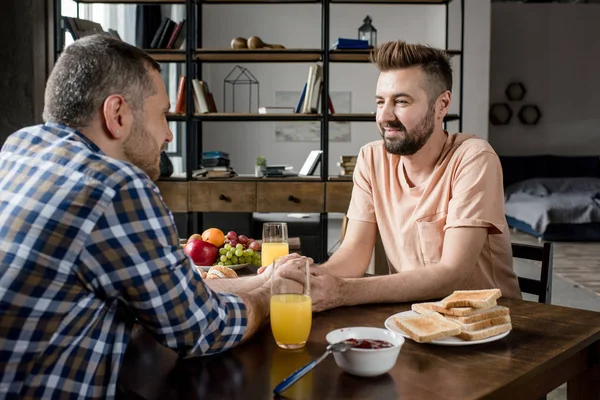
117, 294, 600, 400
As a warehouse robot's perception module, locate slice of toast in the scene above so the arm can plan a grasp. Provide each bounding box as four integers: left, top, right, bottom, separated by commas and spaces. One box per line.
412, 301, 494, 317
451, 315, 511, 332
393, 312, 461, 343
440, 289, 502, 309
411, 302, 440, 315
445, 305, 510, 324
457, 322, 512, 341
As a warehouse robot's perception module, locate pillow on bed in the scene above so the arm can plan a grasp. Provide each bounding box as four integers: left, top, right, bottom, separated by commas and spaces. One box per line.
505, 177, 600, 200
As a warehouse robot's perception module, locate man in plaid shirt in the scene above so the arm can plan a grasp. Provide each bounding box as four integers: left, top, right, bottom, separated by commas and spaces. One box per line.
0, 35, 279, 399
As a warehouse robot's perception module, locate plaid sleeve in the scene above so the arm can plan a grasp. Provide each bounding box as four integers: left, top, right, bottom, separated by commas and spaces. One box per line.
77, 177, 247, 356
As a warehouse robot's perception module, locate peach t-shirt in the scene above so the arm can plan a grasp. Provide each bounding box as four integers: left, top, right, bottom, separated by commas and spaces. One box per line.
347, 133, 521, 299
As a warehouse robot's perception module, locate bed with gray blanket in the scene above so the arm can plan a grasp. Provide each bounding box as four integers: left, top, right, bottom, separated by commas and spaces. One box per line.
500, 155, 600, 241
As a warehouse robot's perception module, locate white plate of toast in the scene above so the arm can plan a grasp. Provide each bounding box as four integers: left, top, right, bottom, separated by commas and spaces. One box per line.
384, 289, 512, 346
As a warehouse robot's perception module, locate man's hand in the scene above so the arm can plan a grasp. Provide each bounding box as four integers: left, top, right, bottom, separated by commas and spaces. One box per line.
256, 253, 314, 277
279, 264, 346, 312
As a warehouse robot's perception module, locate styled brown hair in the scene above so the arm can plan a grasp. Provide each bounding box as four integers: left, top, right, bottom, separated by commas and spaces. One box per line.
43, 34, 161, 129
370, 40, 453, 100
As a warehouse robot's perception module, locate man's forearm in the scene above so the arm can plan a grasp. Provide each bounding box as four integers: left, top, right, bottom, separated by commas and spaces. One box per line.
205, 274, 266, 295
237, 285, 270, 342
339, 264, 466, 306
322, 244, 372, 278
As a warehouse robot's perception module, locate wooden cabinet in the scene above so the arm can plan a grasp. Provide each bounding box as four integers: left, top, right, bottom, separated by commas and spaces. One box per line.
188, 181, 256, 212
256, 182, 325, 213
157, 181, 353, 213
155, 181, 188, 213
326, 181, 353, 213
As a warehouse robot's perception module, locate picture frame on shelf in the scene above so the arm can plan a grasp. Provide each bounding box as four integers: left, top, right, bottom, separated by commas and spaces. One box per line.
299, 150, 323, 177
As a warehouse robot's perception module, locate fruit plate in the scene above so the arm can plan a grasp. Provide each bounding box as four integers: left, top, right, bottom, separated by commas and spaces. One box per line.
195, 263, 250, 272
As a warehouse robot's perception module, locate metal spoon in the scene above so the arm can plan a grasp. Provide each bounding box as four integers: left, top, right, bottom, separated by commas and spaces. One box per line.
273, 341, 352, 395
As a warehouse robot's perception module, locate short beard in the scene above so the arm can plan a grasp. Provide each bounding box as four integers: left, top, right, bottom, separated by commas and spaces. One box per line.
380, 101, 436, 156
123, 113, 161, 181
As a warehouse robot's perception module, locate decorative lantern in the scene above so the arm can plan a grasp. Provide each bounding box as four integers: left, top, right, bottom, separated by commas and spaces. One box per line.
358, 16, 377, 47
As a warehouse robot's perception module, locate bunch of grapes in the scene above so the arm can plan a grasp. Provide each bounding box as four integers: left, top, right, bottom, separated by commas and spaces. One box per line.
213, 231, 262, 267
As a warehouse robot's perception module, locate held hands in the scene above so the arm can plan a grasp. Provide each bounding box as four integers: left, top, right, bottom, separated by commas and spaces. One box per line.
257, 253, 314, 279
277, 263, 345, 313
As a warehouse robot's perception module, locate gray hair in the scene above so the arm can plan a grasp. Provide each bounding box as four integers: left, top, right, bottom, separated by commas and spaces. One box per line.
43, 34, 161, 128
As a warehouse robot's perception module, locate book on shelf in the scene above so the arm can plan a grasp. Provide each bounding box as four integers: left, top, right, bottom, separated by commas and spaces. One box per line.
174, 76, 217, 114
331, 38, 370, 50
258, 107, 295, 114
295, 64, 335, 114
150, 17, 186, 49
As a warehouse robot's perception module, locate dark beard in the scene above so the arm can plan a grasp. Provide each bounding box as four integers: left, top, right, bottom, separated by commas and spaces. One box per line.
380, 102, 436, 156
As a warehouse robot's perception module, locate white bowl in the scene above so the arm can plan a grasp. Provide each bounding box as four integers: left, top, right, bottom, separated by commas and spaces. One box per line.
325, 327, 404, 377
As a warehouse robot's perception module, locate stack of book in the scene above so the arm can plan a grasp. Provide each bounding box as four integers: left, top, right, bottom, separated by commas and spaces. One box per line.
192, 151, 236, 178
337, 155, 357, 177
263, 165, 297, 178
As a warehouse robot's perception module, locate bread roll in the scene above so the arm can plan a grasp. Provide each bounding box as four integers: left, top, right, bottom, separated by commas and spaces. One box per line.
206, 265, 238, 279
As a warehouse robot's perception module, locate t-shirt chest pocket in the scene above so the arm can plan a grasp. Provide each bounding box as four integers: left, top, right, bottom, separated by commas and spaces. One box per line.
416, 213, 447, 264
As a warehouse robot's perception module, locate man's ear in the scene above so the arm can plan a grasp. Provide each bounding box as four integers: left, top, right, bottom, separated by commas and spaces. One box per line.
103, 94, 133, 140
435, 91, 451, 120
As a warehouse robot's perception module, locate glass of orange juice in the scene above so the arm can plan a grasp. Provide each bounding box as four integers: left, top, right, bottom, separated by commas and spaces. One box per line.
270, 257, 311, 349
261, 222, 289, 267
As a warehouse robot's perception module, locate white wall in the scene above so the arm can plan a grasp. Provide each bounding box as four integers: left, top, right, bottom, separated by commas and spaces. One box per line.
489, 3, 600, 156
200, 0, 491, 175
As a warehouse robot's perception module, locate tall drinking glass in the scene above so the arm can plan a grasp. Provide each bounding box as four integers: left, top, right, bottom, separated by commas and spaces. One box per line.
270, 257, 312, 349
261, 222, 289, 267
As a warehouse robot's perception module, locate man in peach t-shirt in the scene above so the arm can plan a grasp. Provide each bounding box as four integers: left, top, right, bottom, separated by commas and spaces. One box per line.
283, 40, 521, 312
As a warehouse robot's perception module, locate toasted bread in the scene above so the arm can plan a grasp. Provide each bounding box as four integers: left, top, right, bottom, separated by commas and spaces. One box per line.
445, 305, 510, 324
457, 322, 512, 341
451, 315, 511, 332
393, 312, 461, 343
440, 289, 502, 309
411, 302, 439, 315
412, 301, 492, 317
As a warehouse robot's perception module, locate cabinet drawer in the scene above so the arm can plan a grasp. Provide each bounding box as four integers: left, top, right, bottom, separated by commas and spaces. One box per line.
155, 181, 189, 213
256, 182, 324, 213
189, 182, 256, 212
326, 182, 353, 213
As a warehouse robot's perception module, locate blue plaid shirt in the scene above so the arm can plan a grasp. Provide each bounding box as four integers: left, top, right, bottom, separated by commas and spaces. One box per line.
0, 123, 247, 399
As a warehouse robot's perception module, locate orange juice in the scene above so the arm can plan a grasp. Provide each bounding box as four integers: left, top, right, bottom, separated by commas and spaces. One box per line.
270, 294, 312, 349
261, 242, 289, 267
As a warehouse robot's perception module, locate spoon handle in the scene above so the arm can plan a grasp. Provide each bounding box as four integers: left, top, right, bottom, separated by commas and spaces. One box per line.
273, 351, 330, 395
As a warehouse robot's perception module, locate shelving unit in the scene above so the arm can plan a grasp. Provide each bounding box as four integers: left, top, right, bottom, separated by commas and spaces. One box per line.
53, 0, 464, 262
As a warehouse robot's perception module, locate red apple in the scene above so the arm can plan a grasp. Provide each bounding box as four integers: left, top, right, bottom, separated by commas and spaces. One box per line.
184, 239, 218, 266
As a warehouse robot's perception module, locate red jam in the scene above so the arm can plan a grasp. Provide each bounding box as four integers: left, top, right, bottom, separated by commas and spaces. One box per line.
345, 338, 394, 349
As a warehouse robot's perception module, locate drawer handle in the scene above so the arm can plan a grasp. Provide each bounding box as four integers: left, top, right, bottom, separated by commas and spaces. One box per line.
219, 194, 231, 202
288, 195, 299, 203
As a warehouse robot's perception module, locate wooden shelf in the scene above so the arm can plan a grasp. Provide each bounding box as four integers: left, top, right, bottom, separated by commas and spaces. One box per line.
330, 0, 449, 3
194, 113, 321, 121
195, 49, 322, 62
166, 113, 186, 121
329, 113, 460, 122
329, 49, 461, 62
205, 0, 318, 2
76, 0, 183, 3
77, 0, 446, 2
145, 49, 186, 62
